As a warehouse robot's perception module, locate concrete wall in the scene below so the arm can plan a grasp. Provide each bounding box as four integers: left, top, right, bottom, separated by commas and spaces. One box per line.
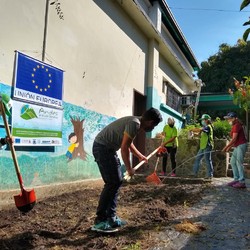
0, 0, 198, 190
0, 0, 148, 117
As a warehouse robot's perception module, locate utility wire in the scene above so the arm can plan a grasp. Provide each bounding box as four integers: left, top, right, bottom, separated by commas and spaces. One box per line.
169, 7, 250, 13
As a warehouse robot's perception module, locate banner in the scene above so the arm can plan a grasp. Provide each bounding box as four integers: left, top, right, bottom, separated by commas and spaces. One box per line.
12, 100, 63, 146
14, 52, 64, 109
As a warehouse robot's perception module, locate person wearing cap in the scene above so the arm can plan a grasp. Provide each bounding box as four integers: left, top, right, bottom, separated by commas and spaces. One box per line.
91, 107, 162, 232
160, 117, 178, 177
190, 114, 214, 179
222, 112, 247, 188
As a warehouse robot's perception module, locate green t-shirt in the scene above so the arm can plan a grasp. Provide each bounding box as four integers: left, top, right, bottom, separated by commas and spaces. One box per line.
163, 125, 178, 147
200, 124, 214, 149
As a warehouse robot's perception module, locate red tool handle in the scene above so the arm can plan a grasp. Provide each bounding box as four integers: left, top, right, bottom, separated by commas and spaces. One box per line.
0, 101, 24, 191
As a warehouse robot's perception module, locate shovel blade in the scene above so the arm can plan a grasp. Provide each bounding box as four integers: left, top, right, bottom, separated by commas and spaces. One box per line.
146, 172, 162, 185
14, 189, 36, 213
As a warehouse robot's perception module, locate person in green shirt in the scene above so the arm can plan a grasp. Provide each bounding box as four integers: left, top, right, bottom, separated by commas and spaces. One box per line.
161, 117, 178, 176
191, 114, 214, 179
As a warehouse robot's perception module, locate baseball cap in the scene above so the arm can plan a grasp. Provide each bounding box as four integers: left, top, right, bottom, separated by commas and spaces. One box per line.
224, 112, 237, 119
0, 94, 12, 117
200, 114, 211, 120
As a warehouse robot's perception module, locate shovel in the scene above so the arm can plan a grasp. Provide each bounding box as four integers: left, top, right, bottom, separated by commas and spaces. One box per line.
124, 146, 161, 181
146, 156, 161, 185
0, 100, 36, 213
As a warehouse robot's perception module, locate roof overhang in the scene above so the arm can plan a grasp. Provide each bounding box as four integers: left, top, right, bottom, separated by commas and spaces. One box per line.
115, 0, 200, 90
198, 93, 238, 110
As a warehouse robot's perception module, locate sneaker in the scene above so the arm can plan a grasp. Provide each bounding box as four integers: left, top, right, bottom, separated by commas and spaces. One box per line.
160, 172, 166, 176
91, 221, 118, 233
108, 216, 127, 228
170, 173, 176, 177
232, 182, 246, 189
227, 180, 239, 187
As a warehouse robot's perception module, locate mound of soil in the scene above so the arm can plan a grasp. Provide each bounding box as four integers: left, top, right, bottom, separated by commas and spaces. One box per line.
0, 179, 208, 250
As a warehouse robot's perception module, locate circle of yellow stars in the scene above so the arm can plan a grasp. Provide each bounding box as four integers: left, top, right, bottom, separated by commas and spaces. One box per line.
31, 65, 52, 92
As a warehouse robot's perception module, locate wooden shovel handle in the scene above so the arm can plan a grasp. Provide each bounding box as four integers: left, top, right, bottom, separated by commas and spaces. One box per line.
124, 146, 161, 181
0, 101, 24, 191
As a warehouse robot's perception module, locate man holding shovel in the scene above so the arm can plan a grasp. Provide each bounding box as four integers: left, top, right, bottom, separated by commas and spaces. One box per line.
92, 107, 162, 233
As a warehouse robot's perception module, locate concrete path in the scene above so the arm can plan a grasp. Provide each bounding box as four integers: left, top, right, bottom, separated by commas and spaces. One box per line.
154, 177, 250, 250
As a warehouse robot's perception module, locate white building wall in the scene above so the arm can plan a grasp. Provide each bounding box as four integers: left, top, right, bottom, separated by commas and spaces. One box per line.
0, 0, 148, 118
159, 55, 191, 94
0, 0, 45, 84
0, 0, 200, 190
161, 24, 194, 74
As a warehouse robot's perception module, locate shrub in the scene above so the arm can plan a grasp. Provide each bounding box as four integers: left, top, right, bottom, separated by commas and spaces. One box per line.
179, 118, 231, 139
213, 117, 231, 139
178, 124, 200, 140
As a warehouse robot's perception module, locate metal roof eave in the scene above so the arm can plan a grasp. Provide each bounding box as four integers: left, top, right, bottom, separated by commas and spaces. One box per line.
150, 0, 200, 71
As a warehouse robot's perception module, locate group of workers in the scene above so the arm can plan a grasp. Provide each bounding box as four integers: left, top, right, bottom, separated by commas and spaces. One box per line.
91, 107, 247, 233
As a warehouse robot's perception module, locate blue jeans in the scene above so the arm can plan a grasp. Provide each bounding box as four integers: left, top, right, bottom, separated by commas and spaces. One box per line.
230, 143, 247, 183
193, 146, 213, 177
92, 141, 123, 222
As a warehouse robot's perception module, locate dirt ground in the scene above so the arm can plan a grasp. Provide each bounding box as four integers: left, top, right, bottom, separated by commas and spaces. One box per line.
0, 178, 209, 250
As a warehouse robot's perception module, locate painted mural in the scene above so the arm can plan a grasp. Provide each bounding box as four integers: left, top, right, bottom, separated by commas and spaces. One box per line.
0, 83, 116, 190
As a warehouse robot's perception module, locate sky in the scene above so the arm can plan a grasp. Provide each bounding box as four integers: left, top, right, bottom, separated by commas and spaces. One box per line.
166, 0, 250, 64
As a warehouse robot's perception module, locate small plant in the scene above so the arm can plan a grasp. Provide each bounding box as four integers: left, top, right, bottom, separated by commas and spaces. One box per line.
122, 242, 141, 250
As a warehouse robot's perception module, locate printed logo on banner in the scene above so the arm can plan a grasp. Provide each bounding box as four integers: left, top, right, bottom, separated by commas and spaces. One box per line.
20, 104, 37, 120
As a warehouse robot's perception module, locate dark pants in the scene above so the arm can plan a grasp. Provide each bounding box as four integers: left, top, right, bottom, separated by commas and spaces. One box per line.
92, 141, 123, 222
162, 146, 177, 173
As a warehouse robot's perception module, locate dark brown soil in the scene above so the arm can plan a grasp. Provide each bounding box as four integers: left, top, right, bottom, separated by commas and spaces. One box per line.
0, 178, 208, 250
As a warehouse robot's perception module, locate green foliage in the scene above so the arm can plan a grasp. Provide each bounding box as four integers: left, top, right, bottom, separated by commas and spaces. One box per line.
231, 76, 250, 112
178, 124, 199, 140
122, 242, 141, 250
243, 28, 250, 42
241, 0, 250, 40
240, 0, 250, 10
212, 117, 231, 139
198, 41, 250, 93
179, 118, 231, 139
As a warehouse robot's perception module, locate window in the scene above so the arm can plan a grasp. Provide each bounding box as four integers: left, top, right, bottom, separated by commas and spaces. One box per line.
166, 84, 181, 111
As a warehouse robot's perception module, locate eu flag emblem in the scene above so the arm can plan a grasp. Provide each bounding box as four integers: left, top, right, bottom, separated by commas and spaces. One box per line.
14, 52, 64, 107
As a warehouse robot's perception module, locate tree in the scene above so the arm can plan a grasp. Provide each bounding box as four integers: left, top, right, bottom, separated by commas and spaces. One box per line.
198, 41, 250, 93
229, 77, 250, 111
229, 77, 250, 140
240, 0, 250, 41
70, 116, 87, 161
